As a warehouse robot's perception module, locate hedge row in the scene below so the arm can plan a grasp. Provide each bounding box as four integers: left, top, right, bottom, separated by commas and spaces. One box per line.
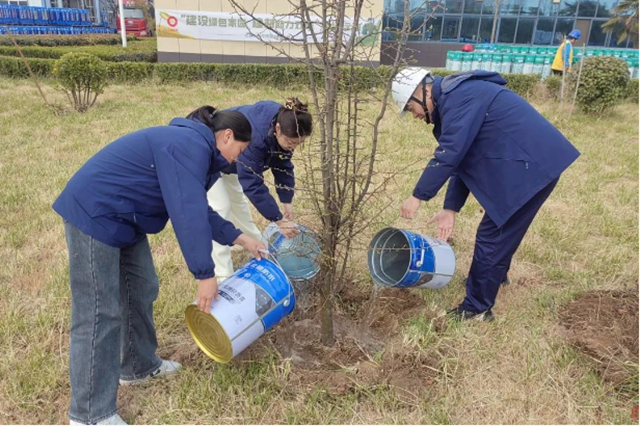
627, 78, 639, 104
0, 54, 598, 99
544, 74, 639, 103
0, 55, 54, 79
0, 55, 371, 88
0, 55, 155, 83
0, 45, 157, 63
0, 35, 139, 47
544, 75, 562, 99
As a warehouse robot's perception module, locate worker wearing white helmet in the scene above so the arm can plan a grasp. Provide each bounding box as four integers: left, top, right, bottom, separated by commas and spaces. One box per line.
392, 68, 580, 321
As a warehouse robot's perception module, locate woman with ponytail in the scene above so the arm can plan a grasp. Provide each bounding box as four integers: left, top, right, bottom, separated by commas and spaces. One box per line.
202, 98, 313, 282
53, 106, 266, 425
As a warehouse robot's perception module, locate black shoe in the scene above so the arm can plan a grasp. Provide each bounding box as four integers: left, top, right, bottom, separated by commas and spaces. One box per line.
447, 305, 495, 322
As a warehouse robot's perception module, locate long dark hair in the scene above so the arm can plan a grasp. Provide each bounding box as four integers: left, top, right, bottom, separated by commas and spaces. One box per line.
276, 98, 313, 138
186, 106, 252, 142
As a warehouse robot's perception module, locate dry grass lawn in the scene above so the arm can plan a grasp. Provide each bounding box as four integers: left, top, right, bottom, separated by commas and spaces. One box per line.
0, 77, 637, 424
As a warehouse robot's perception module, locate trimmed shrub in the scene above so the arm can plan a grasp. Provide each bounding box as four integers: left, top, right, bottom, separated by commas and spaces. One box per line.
53, 53, 108, 112
0, 55, 53, 78
0, 45, 156, 63
626, 78, 639, 104
567, 56, 630, 114
154, 62, 218, 83
502, 74, 540, 98
544, 75, 562, 99
107, 61, 155, 83
154, 62, 322, 86
0, 56, 554, 99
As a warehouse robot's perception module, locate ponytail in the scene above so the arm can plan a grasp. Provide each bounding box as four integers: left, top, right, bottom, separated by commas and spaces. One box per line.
186, 106, 252, 142
276, 98, 313, 138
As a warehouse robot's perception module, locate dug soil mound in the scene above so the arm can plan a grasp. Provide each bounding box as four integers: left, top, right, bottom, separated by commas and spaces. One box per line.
243, 286, 442, 397
559, 288, 639, 389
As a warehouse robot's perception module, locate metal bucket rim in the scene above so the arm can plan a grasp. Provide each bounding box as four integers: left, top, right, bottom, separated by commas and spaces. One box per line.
368, 227, 453, 287
368, 227, 414, 286
265, 225, 321, 282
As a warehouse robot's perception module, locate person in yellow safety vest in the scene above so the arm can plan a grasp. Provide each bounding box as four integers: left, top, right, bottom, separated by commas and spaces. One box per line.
551, 29, 581, 75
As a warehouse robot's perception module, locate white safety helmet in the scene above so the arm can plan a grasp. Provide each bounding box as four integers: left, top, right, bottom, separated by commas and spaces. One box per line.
391, 67, 433, 117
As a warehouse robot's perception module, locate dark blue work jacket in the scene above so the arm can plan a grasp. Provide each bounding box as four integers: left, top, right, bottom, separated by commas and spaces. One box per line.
222, 101, 295, 222
53, 118, 241, 279
413, 71, 580, 227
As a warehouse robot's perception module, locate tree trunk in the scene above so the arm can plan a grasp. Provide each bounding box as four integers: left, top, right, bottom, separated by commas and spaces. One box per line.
319, 54, 339, 346
224, 0, 417, 348
490, 0, 501, 44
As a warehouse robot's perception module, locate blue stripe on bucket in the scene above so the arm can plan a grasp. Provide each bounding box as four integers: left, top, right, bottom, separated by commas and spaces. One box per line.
400, 229, 437, 287
234, 258, 295, 331
368, 227, 454, 289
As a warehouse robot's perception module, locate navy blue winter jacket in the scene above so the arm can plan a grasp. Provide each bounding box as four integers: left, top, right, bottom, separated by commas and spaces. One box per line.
53, 118, 242, 280
221, 101, 295, 222
413, 71, 580, 228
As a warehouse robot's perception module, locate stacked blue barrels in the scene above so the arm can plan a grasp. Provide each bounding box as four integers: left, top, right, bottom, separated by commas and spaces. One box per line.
0, 5, 115, 35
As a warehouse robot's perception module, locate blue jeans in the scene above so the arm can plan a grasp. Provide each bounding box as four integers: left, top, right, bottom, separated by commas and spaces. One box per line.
64, 222, 162, 424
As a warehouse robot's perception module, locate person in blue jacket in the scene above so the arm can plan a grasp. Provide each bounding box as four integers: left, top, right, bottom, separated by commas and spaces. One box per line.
392, 68, 580, 321
53, 106, 266, 425
205, 98, 313, 281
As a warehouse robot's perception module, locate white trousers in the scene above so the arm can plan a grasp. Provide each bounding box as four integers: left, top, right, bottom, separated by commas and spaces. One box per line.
207, 174, 262, 281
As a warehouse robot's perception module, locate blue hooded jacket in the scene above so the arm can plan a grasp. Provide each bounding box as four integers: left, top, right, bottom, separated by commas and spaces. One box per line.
53, 118, 242, 280
413, 71, 580, 228
221, 101, 295, 222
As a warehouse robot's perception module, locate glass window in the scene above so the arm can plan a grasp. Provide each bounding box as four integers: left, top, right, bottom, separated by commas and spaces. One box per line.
481, 0, 494, 14
384, 0, 404, 13
596, 0, 616, 17
123, 8, 145, 19
442, 16, 461, 41
385, 0, 444, 15
498, 17, 517, 42
558, 0, 578, 16
465, 0, 483, 13
460, 16, 481, 41
538, 0, 559, 16
434, 0, 448, 14
516, 17, 535, 43
408, 14, 428, 41
534, 17, 555, 44
553, 17, 575, 43
479, 16, 495, 42
606, 20, 631, 46
383, 13, 403, 32
501, 0, 521, 14
382, 13, 422, 41
382, 12, 405, 41
577, 0, 597, 17
390, 0, 407, 14
588, 20, 607, 45
520, 0, 540, 15
445, 0, 464, 13
425, 16, 443, 41
426, 0, 446, 14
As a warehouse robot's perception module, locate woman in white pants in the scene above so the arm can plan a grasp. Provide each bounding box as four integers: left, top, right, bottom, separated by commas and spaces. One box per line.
204, 98, 313, 281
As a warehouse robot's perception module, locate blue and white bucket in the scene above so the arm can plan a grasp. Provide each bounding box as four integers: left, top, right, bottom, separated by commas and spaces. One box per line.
262, 222, 321, 281
185, 253, 295, 363
367, 227, 456, 289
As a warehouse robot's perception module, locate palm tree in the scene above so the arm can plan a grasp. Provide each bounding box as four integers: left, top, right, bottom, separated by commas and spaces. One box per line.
602, 0, 639, 47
